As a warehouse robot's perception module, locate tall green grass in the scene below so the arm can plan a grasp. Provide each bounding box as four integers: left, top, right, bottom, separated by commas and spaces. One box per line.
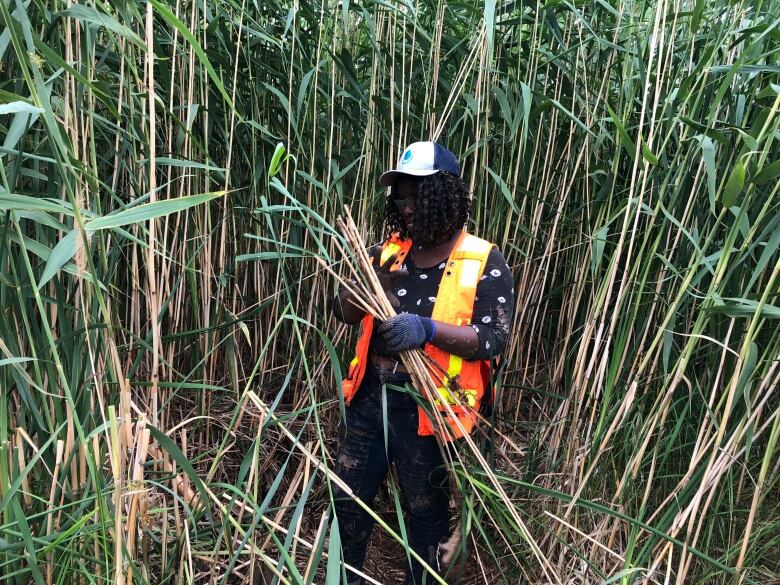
1, 0, 778, 583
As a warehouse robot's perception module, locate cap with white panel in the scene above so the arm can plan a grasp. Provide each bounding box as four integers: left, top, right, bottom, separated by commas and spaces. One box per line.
379, 141, 461, 187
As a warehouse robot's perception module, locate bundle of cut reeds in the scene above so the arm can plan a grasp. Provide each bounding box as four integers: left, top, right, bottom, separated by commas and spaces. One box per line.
319, 208, 562, 583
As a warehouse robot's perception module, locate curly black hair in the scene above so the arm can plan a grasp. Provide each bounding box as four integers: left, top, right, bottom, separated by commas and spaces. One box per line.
383, 172, 471, 246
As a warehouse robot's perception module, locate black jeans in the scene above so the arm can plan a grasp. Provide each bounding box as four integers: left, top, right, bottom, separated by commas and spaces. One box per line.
333, 364, 449, 584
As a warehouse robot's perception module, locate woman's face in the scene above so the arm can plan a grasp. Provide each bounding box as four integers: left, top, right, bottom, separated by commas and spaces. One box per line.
391, 177, 419, 233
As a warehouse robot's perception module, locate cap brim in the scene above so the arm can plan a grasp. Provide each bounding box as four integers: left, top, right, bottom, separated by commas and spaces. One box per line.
378, 168, 439, 187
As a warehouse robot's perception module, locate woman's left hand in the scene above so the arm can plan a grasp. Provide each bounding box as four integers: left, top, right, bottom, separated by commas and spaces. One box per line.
376, 313, 436, 352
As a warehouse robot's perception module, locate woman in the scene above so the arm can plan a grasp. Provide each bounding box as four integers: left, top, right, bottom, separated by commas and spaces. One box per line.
332, 141, 514, 584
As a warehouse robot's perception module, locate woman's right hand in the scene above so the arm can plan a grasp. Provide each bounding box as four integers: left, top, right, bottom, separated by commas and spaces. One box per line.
369, 246, 407, 310
332, 282, 366, 324
332, 246, 408, 324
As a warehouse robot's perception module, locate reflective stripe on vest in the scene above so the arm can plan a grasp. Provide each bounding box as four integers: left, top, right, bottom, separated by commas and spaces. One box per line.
340, 231, 493, 440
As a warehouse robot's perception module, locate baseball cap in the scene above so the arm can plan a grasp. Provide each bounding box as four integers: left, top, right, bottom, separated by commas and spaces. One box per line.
378, 141, 461, 187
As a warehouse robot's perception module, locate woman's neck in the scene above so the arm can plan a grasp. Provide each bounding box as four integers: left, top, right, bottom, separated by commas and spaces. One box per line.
411, 230, 462, 268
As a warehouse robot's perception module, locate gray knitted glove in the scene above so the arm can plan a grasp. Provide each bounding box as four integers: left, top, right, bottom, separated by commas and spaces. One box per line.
376, 313, 436, 352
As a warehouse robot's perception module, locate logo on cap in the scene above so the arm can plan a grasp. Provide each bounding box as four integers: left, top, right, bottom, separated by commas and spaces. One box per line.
402, 149, 413, 164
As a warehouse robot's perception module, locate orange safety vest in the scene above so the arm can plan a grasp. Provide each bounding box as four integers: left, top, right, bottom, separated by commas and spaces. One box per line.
341, 230, 494, 440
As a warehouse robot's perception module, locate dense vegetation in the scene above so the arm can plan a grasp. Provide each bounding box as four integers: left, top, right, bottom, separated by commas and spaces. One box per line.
1, 0, 778, 583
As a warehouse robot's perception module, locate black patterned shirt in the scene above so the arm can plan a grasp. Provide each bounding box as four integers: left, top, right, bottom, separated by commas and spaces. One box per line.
370, 247, 514, 360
